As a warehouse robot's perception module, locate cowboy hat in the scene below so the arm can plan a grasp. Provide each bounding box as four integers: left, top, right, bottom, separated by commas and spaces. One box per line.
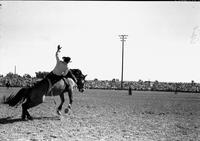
62, 56, 72, 63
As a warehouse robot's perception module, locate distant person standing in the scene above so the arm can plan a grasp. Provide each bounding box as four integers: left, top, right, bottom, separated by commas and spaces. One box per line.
6, 80, 10, 89
128, 86, 132, 95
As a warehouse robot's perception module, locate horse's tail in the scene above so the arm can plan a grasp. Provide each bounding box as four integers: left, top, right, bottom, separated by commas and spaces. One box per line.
2, 88, 29, 107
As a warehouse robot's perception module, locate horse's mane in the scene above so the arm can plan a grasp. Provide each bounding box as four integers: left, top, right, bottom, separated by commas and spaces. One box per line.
70, 69, 83, 77
70, 69, 82, 73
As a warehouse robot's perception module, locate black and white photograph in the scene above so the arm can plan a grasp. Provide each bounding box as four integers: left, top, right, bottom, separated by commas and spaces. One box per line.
0, 1, 200, 140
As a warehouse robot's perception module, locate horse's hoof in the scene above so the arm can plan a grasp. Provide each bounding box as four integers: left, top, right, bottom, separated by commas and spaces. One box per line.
21, 115, 27, 120
22, 117, 27, 121
64, 108, 69, 114
57, 110, 62, 115
27, 116, 33, 120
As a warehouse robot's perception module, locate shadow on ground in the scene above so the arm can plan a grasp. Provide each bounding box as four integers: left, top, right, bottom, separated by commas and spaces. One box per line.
0, 116, 61, 124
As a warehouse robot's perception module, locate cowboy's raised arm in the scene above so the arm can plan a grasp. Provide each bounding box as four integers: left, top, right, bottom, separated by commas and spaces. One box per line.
56, 45, 61, 62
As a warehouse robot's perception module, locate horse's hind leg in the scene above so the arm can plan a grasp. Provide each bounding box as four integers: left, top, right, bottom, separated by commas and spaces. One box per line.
22, 101, 33, 120
21, 104, 26, 120
22, 98, 42, 120
57, 92, 65, 115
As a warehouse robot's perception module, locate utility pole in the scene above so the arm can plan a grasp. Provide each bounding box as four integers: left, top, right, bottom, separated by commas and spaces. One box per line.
14, 65, 16, 74
119, 35, 128, 89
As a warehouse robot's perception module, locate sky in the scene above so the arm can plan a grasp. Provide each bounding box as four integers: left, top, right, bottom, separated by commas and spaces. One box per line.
0, 1, 200, 83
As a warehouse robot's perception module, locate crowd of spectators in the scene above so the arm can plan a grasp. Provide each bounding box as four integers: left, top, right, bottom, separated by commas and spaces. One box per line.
0, 73, 37, 88
0, 73, 199, 93
85, 79, 200, 93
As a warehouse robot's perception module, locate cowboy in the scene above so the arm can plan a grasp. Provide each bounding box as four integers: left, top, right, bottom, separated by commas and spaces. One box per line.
45, 45, 77, 85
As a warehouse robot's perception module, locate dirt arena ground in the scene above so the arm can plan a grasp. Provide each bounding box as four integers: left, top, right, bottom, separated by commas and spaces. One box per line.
0, 87, 200, 141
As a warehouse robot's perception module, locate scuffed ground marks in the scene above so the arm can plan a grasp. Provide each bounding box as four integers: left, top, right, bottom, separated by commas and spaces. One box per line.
1, 88, 200, 140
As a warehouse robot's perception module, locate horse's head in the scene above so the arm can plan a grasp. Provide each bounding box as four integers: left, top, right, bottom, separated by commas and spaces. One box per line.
70, 69, 87, 92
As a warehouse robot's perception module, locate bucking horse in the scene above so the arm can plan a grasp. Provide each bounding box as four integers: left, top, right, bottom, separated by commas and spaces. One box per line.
1, 69, 87, 120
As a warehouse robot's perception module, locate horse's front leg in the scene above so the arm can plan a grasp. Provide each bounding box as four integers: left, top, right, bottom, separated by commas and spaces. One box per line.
64, 88, 73, 114
57, 92, 65, 115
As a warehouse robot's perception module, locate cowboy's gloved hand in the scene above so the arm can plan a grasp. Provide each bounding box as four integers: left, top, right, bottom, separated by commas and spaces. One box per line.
57, 45, 62, 52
